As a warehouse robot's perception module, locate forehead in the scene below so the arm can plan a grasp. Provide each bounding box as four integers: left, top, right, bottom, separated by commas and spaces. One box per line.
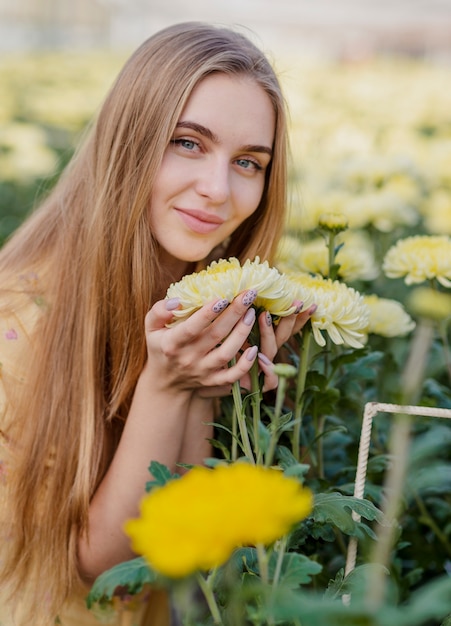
179, 73, 276, 147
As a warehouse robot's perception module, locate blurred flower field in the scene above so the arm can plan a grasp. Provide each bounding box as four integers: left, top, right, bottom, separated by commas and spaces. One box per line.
2, 51, 451, 624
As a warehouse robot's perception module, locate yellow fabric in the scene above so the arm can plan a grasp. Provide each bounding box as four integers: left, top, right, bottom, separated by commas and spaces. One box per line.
0, 273, 169, 626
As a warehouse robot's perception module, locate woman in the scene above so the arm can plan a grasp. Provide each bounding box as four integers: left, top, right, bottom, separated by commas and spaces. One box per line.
0, 22, 310, 625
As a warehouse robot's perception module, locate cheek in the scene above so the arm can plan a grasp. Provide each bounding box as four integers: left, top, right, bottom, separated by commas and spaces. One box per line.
234, 179, 266, 221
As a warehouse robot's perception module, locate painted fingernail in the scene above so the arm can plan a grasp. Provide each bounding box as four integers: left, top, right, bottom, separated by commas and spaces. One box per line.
246, 345, 258, 361
242, 289, 257, 306
307, 304, 318, 315
258, 352, 272, 366
165, 298, 180, 311
294, 300, 304, 314
243, 308, 256, 326
212, 298, 229, 313
265, 311, 273, 326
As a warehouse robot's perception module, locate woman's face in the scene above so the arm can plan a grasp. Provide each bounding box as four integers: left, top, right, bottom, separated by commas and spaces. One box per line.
149, 72, 276, 268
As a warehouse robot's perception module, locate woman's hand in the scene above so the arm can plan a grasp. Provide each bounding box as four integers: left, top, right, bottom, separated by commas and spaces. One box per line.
254, 302, 317, 392
143, 289, 261, 393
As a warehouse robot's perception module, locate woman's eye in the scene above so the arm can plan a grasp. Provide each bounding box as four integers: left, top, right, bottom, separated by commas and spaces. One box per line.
172, 138, 199, 151
236, 158, 263, 172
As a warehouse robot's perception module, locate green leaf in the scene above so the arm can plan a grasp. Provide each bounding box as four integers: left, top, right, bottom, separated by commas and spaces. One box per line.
277, 552, 323, 587
312, 492, 385, 537
86, 557, 157, 609
145, 460, 180, 492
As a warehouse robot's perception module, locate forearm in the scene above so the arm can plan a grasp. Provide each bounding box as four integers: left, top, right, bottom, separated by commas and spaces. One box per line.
78, 369, 192, 581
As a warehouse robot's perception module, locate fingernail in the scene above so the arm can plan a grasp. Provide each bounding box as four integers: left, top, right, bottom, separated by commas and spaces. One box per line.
258, 352, 272, 366
294, 300, 304, 314
212, 298, 229, 313
265, 311, 273, 326
165, 298, 180, 311
307, 304, 318, 315
243, 308, 256, 326
246, 345, 258, 361
242, 289, 257, 306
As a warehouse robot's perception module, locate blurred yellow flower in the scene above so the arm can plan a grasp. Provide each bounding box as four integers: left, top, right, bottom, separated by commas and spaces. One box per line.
363, 294, 416, 337
124, 463, 313, 578
423, 190, 451, 236
166, 257, 297, 324
318, 212, 348, 233
276, 231, 379, 283
383, 235, 451, 287
287, 273, 369, 349
407, 287, 451, 321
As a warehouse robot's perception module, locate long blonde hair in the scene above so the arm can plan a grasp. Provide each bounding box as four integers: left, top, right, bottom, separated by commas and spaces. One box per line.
0, 22, 289, 620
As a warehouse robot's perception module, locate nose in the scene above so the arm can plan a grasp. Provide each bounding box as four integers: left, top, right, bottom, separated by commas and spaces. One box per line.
195, 157, 230, 205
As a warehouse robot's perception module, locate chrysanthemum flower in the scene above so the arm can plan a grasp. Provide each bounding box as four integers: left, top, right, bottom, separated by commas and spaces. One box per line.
382, 235, 451, 288
363, 294, 416, 337
277, 232, 378, 283
166, 257, 297, 324
124, 463, 313, 578
407, 287, 451, 321
287, 273, 369, 349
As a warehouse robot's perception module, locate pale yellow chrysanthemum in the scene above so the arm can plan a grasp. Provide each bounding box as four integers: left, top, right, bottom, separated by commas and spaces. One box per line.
318, 212, 348, 233
166, 257, 297, 324
407, 287, 451, 322
343, 190, 419, 232
363, 294, 416, 337
423, 190, 451, 236
383, 235, 451, 288
287, 273, 370, 349
125, 463, 313, 578
276, 231, 379, 283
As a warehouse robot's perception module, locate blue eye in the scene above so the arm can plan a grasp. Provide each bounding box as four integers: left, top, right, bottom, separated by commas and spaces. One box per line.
172, 138, 199, 151
236, 158, 262, 172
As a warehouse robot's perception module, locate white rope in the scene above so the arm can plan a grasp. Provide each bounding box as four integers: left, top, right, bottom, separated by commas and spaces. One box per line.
344, 402, 451, 578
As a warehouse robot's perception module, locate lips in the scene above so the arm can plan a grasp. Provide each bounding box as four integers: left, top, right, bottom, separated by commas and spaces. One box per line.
175, 208, 225, 234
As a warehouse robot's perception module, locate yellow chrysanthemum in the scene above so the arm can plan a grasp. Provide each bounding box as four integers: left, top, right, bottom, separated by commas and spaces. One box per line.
166, 257, 297, 324
423, 190, 451, 236
287, 273, 369, 349
124, 463, 313, 578
276, 232, 379, 283
363, 294, 416, 337
407, 287, 451, 321
382, 235, 451, 288
318, 212, 349, 233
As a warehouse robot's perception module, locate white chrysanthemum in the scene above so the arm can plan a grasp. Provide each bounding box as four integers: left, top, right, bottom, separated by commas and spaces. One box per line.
363, 294, 416, 337
276, 231, 379, 283
166, 257, 297, 324
382, 235, 451, 288
287, 273, 369, 349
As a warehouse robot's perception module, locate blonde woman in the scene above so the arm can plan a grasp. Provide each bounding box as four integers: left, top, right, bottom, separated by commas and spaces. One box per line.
0, 22, 311, 625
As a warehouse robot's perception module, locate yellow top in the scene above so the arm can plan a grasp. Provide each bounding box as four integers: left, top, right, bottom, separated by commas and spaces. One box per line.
0, 271, 169, 626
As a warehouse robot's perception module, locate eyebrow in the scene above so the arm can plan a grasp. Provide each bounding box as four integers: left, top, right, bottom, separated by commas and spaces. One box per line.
175, 121, 273, 156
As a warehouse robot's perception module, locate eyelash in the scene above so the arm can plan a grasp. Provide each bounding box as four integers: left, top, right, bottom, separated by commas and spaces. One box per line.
171, 138, 264, 172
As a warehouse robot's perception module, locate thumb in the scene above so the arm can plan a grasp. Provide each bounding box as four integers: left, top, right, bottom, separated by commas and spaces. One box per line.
145, 297, 181, 332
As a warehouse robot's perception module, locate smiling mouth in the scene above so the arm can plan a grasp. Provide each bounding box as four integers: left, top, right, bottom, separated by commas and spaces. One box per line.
175, 208, 224, 234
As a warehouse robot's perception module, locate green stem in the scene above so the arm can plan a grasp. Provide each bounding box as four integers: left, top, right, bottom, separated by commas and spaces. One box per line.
265, 377, 288, 467
293, 327, 312, 461
368, 412, 411, 608
413, 491, 451, 557
231, 379, 255, 464
327, 232, 335, 278
272, 536, 287, 589
250, 359, 263, 463
231, 404, 238, 462
316, 414, 326, 479
438, 319, 451, 386
196, 572, 223, 625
